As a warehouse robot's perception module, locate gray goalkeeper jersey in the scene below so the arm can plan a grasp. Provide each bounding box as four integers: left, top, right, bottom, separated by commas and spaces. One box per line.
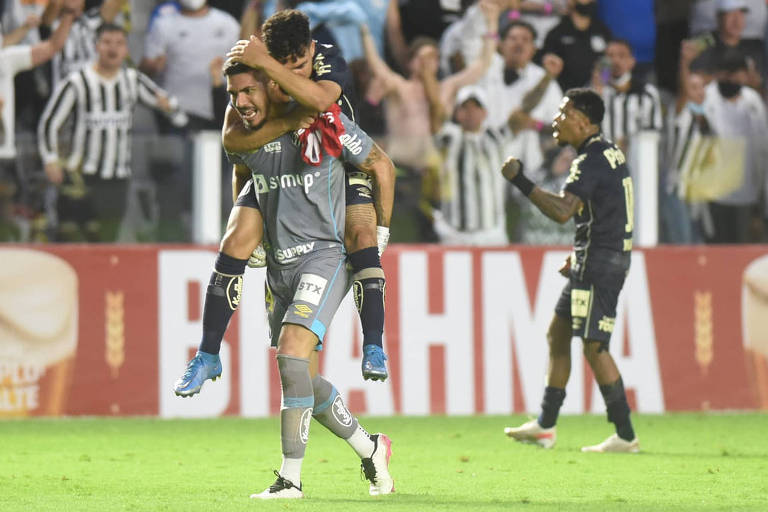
227, 112, 374, 269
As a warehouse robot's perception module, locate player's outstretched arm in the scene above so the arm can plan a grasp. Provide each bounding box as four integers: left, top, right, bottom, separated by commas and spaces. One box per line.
355, 143, 395, 228
501, 156, 582, 224
222, 103, 316, 153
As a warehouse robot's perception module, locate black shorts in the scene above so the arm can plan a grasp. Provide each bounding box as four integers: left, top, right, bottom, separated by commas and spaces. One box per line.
344, 164, 373, 206
554, 254, 628, 345
234, 179, 260, 209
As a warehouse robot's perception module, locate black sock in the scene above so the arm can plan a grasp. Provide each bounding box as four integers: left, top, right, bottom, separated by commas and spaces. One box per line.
599, 377, 635, 441
348, 247, 385, 348
538, 386, 566, 428
198, 252, 248, 355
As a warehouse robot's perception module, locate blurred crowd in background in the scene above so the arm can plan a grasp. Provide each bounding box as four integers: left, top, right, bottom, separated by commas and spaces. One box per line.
0, 0, 767, 245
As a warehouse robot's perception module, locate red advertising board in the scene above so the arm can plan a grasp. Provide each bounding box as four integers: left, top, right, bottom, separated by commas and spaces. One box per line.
1, 244, 767, 417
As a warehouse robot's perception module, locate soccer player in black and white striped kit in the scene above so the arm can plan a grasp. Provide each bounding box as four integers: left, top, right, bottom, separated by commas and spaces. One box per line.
38, 23, 185, 241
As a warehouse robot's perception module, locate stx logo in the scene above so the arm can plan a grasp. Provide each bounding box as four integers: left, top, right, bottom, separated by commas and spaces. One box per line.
294, 273, 327, 305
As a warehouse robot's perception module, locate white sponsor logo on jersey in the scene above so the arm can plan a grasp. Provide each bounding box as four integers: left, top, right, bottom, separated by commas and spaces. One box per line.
263, 141, 281, 153
276, 243, 317, 265
339, 133, 363, 155
253, 171, 320, 195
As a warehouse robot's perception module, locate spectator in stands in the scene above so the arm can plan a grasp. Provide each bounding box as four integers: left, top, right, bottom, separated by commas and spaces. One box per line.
690, 0, 766, 91
360, 0, 499, 172
690, 0, 766, 43
140, 0, 239, 131
662, 70, 710, 244
386, 0, 472, 73
540, 0, 611, 92
423, 86, 512, 245
41, 0, 128, 90
0, 0, 82, 242
38, 23, 184, 242
475, 19, 562, 176
701, 50, 768, 243
1, 2, 42, 48
593, 39, 662, 153
516, 1, 567, 48
479, 20, 563, 134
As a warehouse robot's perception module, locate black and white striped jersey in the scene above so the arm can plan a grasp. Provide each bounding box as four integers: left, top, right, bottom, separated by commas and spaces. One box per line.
38, 65, 172, 179
433, 123, 511, 234
50, 8, 122, 89
601, 81, 663, 143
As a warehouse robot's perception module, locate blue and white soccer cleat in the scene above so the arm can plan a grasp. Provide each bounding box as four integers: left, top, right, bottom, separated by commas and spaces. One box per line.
361, 345, 388, 381
173, 351, 222, 397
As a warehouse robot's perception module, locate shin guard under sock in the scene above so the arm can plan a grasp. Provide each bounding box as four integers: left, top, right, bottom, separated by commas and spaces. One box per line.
538, 386, 566, 429
599, 377, 635, 441
348, 247, 385, 348
198, 252, 248, 355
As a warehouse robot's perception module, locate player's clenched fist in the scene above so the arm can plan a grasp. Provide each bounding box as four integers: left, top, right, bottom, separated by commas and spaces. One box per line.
501, 156, 523, 181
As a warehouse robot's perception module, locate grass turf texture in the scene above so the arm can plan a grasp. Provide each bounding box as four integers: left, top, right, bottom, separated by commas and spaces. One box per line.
2, 414, 767, 511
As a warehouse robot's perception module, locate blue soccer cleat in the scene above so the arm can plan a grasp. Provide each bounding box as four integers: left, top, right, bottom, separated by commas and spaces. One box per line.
361, 345, 388, 381
173, 351, 222, 397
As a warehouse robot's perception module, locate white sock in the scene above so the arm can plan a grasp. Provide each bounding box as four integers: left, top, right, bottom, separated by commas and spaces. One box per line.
279, 456, 303, 486
346, 424, 375, 459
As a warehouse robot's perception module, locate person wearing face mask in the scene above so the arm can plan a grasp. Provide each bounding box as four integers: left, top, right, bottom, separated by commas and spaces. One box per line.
140, 0, 240, 131
662, 71, 711, 244
539, 0, 611, 91
700, 50, 768, 243
593, 39, 662, 154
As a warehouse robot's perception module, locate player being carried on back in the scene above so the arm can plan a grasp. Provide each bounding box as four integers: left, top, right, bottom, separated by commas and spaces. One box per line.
226, 10, 390, 382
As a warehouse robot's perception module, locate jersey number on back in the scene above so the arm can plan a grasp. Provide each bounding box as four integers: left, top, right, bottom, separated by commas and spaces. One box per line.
622, 176, 634, 234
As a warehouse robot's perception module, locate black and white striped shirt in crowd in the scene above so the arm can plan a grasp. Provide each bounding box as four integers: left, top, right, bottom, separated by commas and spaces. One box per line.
433, 123, 510, 233
601, 80, 663, 143
38, 65, 171, 179
51, 8, 126, 89
664, 107, 711, 195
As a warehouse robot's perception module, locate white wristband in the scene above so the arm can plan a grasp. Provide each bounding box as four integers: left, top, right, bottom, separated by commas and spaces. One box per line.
376, 226, 390, 256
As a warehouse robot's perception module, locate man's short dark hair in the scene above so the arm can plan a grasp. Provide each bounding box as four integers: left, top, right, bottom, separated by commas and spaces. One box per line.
222, 59, 266, 82
565, 88, 605, 125
500, 20, 538, 43
262, 9, 311, 63
96, 23, 127, 41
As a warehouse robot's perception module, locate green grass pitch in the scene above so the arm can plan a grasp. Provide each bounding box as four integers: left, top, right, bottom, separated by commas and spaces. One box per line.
2, 414, 767, 511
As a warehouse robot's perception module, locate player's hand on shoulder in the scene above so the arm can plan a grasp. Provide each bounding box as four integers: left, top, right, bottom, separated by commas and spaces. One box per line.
501, 156, 522, 181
